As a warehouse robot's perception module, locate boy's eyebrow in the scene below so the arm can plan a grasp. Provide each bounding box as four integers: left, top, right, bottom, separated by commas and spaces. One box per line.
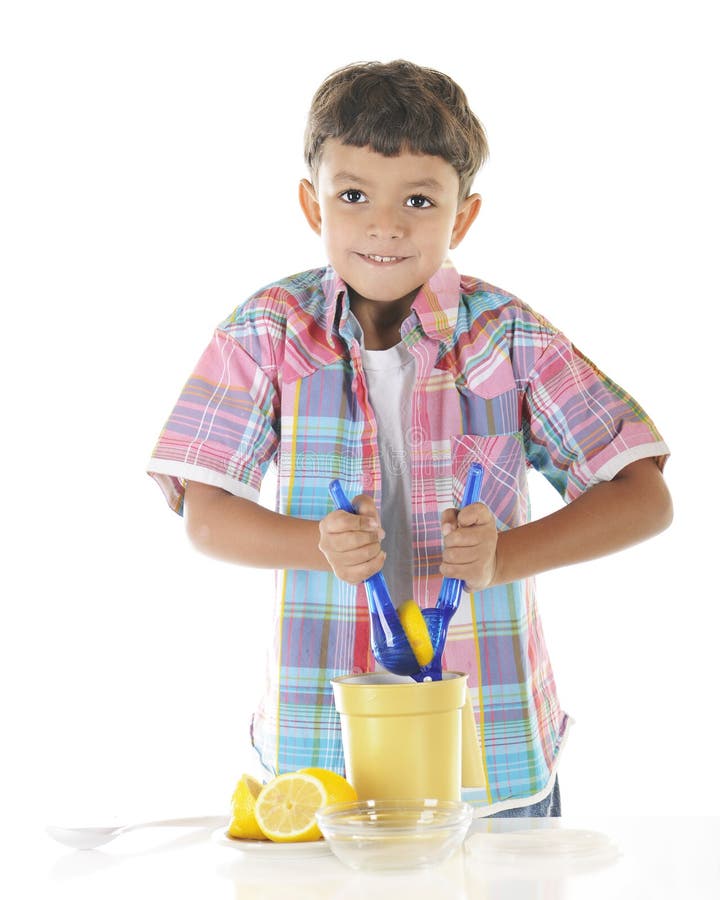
330, 171, 446, 191
330, 171, 372, 186
403, 177, 444, 191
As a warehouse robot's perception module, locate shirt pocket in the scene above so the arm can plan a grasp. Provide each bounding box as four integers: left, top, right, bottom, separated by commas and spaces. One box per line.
451, 432, 528, 530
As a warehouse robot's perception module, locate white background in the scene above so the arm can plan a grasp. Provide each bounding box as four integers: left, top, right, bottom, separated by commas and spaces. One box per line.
2, 0, 718, 841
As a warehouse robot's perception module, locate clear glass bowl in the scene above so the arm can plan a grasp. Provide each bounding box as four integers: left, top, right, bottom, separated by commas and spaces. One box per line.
315, 798, 473, 871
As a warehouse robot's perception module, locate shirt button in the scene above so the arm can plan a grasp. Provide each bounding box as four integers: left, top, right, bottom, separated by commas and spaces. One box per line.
351, 666, 363, 675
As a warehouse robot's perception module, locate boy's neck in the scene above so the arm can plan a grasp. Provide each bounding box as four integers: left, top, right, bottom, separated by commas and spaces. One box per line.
349, 288, 418, 350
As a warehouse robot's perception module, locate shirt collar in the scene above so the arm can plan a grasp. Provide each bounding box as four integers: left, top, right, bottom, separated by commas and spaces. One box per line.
322, 260, 461, 348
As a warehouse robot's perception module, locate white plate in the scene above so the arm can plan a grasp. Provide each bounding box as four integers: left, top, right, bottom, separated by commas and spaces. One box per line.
212, 828, 331, 857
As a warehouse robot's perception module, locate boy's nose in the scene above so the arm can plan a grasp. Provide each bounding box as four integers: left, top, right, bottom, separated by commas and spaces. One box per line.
366, 208, 405, 240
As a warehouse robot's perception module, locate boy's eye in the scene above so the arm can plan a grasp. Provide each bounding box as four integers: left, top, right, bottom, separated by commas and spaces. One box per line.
406, 195, 433, 209
339, 189, 367, 204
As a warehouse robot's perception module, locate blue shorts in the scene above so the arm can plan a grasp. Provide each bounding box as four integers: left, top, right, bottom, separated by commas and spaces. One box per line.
487, 777, 561, 818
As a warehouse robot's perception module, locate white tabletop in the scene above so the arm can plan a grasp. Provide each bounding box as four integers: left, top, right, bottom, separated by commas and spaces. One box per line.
17, 815, 720, 899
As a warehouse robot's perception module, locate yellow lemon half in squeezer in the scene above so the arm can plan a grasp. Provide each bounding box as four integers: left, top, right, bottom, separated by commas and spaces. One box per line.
397, 599, 434, 667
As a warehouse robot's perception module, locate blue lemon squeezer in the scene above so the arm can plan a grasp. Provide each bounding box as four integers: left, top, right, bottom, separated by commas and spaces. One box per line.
329, 462, 484, 682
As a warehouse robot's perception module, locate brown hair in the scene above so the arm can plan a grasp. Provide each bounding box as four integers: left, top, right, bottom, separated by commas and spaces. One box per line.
304, 60, 489, 200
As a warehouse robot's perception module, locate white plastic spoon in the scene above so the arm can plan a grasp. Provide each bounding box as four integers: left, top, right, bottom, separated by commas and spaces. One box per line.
46, 814, 227, 850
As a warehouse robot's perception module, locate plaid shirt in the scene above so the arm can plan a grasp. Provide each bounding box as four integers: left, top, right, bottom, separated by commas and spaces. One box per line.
148, 261, 669, 811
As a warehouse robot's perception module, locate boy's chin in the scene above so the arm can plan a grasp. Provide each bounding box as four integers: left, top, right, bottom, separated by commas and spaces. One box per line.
333, 257, 426, 303
346, 283, 424, 306
342, 270, 426, 305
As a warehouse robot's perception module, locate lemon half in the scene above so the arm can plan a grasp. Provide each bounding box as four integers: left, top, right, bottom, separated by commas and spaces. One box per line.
228, 773, 266, 840
254, 772, 327, 842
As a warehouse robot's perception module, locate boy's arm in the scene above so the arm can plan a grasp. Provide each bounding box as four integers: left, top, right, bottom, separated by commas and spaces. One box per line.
184, 481, 385, 575
440, 458, 673, 590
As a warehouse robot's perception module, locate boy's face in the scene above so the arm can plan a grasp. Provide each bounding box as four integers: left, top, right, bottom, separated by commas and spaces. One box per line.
299, 140, 480, 306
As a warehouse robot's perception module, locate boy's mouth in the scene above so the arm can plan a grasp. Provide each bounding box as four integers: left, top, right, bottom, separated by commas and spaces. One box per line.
359, 253, 407, 265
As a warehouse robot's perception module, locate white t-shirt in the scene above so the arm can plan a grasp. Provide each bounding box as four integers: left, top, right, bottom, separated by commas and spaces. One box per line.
349, 312, 416, 606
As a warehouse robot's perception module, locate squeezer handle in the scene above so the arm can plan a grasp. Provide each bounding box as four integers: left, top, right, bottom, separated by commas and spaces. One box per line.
436, 462, 485, 610
328, 480, 398, 621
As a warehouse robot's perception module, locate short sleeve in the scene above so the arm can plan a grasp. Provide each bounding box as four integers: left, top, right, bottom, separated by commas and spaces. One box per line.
147, 328, 280, 514
523, 332, 670, 502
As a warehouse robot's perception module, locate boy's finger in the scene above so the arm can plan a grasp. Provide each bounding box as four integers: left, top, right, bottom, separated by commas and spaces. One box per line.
442, 543, 490, 565
457, 502, 494, 528
332, 529, 385, 553
352, 494, 380, 518
338, 550, 387, 584
323, 509, 383, 534
443, 525, 489, 549
440, 508, 458, 536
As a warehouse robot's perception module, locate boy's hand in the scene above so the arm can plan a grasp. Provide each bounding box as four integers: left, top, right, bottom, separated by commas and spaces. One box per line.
318, 494, 386, 584
439, 502, 497, 592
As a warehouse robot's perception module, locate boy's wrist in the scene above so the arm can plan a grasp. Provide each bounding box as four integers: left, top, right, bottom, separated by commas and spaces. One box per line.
486, 534, 504, 589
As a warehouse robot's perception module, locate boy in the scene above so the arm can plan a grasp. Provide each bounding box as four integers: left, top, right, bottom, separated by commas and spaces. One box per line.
148, 60, 671, 816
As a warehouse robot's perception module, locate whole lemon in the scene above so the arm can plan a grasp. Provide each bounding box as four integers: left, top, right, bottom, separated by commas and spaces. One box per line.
299, 767, 358, 805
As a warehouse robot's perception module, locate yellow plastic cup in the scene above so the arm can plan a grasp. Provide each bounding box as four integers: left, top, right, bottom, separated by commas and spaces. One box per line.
331, 671, 467, 801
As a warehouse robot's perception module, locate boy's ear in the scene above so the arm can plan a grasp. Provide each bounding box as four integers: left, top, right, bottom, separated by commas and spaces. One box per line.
299, 179, 322, 235
449, 193, 482, 249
